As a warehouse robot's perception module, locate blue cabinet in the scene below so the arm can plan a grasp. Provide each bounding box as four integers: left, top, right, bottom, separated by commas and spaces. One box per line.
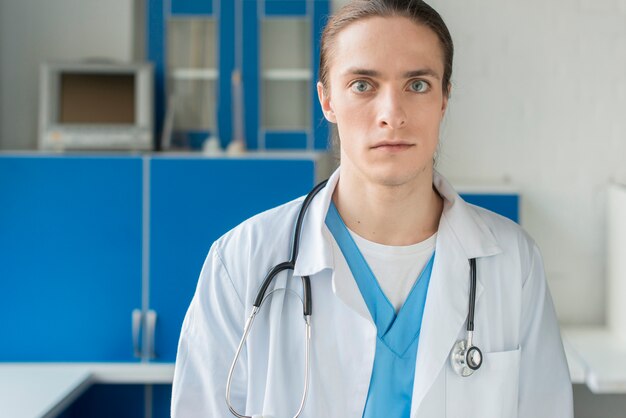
147, 0, 330, 151
0, 154, 321, 362
0, 156, 143, 362
149, 156, 317, 361
58, 384, 172, 418
0, 153, 322, 417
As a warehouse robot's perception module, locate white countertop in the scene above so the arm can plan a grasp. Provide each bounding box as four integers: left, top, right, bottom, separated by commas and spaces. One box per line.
563, 337, 586, 385
0, 363, 174, 418
0, 366, 91, 418
562, 326, 626, 393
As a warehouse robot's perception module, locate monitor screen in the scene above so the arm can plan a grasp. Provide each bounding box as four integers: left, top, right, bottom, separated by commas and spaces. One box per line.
59, 73, 136, 124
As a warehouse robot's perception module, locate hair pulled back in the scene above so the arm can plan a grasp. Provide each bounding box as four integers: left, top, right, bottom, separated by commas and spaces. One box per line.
319, 0, 454, 97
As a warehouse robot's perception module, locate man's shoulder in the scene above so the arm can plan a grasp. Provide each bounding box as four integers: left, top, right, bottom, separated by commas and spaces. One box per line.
468, 202, 533, 246
213, 195, 306, 255
467, 202, 540, 282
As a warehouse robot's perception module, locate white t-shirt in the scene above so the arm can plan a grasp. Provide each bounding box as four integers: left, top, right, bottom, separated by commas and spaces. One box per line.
345, 229, 437, 313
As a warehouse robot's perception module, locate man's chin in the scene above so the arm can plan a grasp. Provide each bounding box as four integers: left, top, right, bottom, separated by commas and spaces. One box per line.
368, 165, 431, 188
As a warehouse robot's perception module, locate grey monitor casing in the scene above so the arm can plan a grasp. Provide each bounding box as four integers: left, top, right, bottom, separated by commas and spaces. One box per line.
39, 61, 153, 151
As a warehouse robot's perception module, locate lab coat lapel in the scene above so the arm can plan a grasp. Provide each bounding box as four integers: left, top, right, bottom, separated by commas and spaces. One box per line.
327, 225, 374, 322
292, 167, 373, 322
292, 170, 338, 279
410, 172, 502, 416
409, 213, 483, 415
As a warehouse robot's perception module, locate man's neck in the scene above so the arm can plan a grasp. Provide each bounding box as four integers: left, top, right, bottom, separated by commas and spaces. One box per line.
332, 166, 443, 246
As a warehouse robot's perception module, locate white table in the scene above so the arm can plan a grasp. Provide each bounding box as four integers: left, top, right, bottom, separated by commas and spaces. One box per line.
563, 326, 626, 393
0, 363, 174, 418
563, 336, 586, 385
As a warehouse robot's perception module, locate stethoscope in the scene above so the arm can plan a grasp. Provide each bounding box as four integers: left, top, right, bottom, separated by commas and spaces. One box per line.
226, 180, 483, 418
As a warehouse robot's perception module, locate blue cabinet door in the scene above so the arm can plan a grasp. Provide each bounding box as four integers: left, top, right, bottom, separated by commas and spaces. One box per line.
170, 0, 214, 15
147, 0, 233, 150
58, 383, 171, 418
58, 385, 146, 418
242, 0, 330, 150
0, 156, 143, 361
149, 157, 316, 361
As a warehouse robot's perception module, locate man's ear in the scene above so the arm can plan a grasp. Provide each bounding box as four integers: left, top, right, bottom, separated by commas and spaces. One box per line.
317, 81, 337, 123
441, 84, 451, 117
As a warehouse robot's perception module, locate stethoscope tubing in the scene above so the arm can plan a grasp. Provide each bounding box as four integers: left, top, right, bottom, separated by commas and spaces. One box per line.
252, 179, 328, 315
226, 180, 327, 418
468, 258, 477, 332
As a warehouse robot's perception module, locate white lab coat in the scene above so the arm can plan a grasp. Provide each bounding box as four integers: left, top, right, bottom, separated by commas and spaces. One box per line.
171, 168, 573, 418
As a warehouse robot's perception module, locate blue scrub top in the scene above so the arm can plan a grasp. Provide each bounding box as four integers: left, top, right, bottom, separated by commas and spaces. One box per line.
326, 202, 435, 418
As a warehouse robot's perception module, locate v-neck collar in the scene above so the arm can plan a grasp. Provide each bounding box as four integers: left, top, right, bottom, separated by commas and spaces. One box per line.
325, 202, 435, 357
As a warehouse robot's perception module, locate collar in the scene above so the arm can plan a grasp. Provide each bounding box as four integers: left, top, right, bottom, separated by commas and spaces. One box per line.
433, 170, 502, 259
291, 167, 339, 277
292, 167, 502, 277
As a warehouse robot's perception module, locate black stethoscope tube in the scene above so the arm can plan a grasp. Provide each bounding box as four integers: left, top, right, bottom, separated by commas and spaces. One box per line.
467, 258, 477, 332
252, 179, 329, 315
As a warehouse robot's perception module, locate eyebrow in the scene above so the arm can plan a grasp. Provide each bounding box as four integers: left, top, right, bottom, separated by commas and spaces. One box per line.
341, 67, 441, 80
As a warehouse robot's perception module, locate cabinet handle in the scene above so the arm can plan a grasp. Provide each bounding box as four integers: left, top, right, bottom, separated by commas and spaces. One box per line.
145, 309, 158, 359
132, 308, 142, 358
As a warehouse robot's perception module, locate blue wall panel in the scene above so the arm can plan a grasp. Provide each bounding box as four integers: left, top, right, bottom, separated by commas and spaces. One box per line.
461, 193, 520, 223
149, 157, 316, 361
0, 156, 142, 361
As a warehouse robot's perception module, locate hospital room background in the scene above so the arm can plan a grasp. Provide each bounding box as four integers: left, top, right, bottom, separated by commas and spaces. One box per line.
1, 0, 626, 417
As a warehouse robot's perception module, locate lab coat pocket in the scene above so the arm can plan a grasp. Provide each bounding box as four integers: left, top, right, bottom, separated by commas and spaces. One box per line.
446, 346, 521, 418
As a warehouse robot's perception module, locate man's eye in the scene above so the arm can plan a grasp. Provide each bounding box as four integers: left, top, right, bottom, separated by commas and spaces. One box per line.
351, 80, 372, 93
410, 80, 430, 93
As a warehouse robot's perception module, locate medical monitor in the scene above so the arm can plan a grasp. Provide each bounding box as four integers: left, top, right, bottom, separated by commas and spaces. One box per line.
39, 62, 153, 151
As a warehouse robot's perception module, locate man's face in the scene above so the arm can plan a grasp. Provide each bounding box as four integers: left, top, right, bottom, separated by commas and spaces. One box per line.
318, 16, 449, 187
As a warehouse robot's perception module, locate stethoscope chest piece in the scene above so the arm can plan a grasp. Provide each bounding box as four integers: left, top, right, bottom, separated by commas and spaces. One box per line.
450, 338, 483, 377
449, 257, 483, 378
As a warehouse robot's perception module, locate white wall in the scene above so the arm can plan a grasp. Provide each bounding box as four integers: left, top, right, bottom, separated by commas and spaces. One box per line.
0, 0, 134, 150
332, 0, 626, 326
437, 0, 626, 326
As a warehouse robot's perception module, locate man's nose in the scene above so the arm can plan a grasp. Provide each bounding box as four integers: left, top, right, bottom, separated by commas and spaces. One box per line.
377, 89, 407, 129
